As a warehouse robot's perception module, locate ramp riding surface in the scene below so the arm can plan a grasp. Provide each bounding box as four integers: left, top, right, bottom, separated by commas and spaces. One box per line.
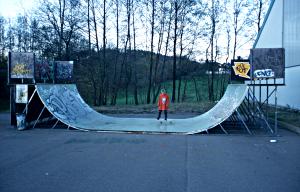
36, 84, 248, 134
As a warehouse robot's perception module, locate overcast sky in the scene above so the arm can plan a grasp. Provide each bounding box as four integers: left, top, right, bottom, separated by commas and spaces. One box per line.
0, 0, 35, 17
0, 0, 258, 62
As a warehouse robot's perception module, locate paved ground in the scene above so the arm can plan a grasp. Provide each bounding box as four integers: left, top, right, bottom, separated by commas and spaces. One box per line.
0, 113, 300, 192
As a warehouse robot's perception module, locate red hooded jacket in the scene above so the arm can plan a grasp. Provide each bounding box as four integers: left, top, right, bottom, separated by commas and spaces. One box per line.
158, 93, 170, 110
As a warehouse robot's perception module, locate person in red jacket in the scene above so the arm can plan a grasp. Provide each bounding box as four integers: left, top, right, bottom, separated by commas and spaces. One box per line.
157, 89, 170, 121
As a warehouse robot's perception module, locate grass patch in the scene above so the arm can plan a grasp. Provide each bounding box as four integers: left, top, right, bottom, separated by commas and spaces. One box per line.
265, 106, 300, 128
113, 75, 229, 105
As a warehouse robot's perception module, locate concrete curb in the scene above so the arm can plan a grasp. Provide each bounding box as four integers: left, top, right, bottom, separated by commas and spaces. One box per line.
268, 118, 300, 135
277, 120, 300, 135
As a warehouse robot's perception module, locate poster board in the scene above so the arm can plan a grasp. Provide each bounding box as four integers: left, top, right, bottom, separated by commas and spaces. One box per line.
35, 58, 55, 82
15, 84, 28, 104
9, 52, 34, 80
231, 59, 251, 82
250, 48, 285, 79
55, 61, 73, 82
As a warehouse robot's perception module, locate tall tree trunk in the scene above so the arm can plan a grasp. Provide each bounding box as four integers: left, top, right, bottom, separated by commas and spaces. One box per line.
146, 0, 155, 104
91, 0, 101, 105
232, 0, 239, 60
59, 0, 66, 59
132, 0, 139, 105
87, 0, 91, 54
181, 79, 188, 102
192, 76, 200, 102
209, 0, 216, 101
152, 7, 173, 104
172, 1, 178, 103
111, 0, 120, 105
124, 0, 131, 105
177, 16, 185, 103
102, 0, 107, 105
91, 0, 99, 53
152, 15, 164, 101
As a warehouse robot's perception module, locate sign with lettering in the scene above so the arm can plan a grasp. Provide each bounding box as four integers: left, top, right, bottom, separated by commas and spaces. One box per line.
254, 69, 275, 78
250, 48, 285, 79
10, 52, 34, 79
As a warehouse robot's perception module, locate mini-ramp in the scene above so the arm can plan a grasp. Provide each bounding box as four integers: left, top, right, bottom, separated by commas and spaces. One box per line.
36, 84, 248, 134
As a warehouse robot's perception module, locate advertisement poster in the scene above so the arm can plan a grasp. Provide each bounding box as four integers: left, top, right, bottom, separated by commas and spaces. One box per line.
35, 58, 55, 81
55, 61, 73, 80
15, 84, 28, 104
250, 48, 285, 79
10, 52, 34, 79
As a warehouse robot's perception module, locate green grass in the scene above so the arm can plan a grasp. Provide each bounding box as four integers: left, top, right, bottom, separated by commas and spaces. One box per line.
264, 106, 300, 128
114, 75, 230, 105
92, 75, 228, 115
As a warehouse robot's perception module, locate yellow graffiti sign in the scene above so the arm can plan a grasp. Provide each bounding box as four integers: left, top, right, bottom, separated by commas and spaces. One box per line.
11, 63, 31, 76
232, 62, 251, 79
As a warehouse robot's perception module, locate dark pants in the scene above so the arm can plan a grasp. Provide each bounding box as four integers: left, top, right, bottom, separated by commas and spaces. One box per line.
157, 110, 167, 120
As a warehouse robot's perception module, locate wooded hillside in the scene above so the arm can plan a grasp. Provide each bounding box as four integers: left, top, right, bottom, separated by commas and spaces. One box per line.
0, 0, 269, 106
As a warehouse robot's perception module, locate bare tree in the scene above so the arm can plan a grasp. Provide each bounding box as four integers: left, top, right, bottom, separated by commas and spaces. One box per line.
172, 1, 179, 103
206, 0, 221, 101
232, 0, 249, 60
87, 0, 91, 53
152, 2, 173, 104
0, 16, 5, 59
146, 0, 155, 104
37, 0, 83, 59
152, 0, 168, 103
91, 0, 100, 53
132, 0, 139, 105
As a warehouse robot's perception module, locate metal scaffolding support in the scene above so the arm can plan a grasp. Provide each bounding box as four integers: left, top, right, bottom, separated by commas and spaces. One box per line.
33, 106, 45, 129
248, 87, 274, 134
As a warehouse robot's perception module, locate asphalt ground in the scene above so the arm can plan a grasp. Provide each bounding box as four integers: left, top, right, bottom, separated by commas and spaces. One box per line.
0, 113, 299, 192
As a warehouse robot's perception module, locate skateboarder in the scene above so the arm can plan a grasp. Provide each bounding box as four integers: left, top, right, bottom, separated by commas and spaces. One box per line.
157, 89, 170, 121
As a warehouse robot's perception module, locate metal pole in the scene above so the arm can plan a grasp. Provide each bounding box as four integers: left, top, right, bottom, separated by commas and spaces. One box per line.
248, 89, 274, 134
253, 81, 255, 111
236, 109, 252, 135
52, 119, 59, 129
275, 85, 278, 135
219, 124, 228, 134
259, 79, 262, 106
22, 89, 37, 114
33, 106, 45, 129
266, 79, 269, 120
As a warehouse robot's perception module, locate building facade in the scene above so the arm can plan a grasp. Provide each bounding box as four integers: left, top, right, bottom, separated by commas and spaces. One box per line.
251, 0, 300, 109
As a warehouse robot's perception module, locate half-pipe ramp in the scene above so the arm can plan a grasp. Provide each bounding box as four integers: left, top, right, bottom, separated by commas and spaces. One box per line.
36, 84, 248, 134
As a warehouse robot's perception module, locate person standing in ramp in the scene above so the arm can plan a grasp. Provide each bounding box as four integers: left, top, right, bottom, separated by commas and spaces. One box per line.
157, 89, 170, 122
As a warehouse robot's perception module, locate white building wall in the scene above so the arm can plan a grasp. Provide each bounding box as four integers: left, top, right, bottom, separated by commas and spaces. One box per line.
255, 0, 283, 48
250, 0, 300, 110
